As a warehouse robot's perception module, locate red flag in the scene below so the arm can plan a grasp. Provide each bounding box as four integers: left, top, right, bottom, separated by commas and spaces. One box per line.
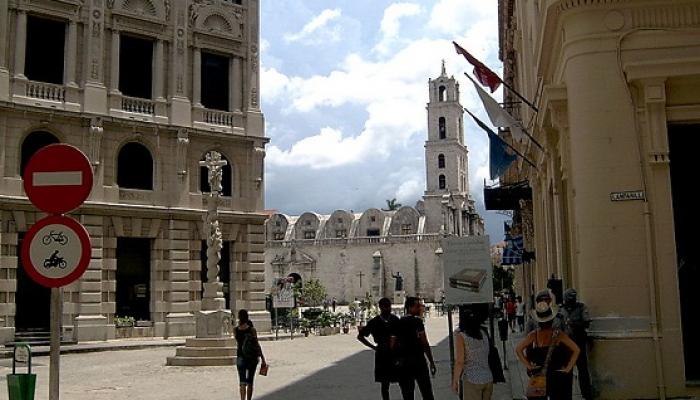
453, 41, 501, 93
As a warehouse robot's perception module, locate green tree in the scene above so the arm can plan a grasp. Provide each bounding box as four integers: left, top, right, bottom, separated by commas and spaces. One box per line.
299, 278, 327, 307
383, 198, 402, 211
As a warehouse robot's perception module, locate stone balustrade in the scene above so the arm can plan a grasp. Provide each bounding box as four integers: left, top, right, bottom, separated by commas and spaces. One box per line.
266, 234, 442, 248
25, 81, 65, 102
202, 109, 245, 128
121, 96, 155, 115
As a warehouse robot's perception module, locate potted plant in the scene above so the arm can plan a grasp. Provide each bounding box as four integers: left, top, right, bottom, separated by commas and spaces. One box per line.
114, 316, 135, 339
299, 318, 311, 337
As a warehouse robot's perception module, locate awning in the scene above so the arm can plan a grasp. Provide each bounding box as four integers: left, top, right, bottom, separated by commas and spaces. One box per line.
484, 181, 532, 210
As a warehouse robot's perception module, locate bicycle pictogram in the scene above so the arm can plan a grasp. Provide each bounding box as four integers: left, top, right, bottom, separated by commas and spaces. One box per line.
42, 230, 69, 246
43, 250, 67, 269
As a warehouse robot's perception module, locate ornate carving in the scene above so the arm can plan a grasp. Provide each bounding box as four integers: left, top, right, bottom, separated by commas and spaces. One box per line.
176, 129, 189, 176
89, 117, 104, 166
188, 0, 214, 27
164, 0, 171, 21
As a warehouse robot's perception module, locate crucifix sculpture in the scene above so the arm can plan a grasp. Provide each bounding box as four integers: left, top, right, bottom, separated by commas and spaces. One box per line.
199, 151, 228, 311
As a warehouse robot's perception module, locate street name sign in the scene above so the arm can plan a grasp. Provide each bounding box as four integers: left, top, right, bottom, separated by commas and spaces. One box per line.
20, 215, 91, 288
23, 144, 93, 215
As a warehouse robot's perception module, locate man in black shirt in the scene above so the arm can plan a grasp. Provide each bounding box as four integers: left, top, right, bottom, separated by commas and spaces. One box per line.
358, 297, 401, 400
393, 297, 436, 400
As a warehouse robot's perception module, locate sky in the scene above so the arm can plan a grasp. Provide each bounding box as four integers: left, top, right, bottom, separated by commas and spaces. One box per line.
260, 0, 508, 243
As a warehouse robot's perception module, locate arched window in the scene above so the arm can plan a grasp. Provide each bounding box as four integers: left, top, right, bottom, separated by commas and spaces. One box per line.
439, 174, 446, 190
439, 86, 447, 102
438, 154, 445, 169
21, 131, 59, 176
439, 117, 446, 139
117, 142, 153, 190
200, 155, 232, 196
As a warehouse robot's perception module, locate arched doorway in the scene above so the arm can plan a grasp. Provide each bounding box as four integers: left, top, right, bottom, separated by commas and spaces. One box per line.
20, 131, 59, 176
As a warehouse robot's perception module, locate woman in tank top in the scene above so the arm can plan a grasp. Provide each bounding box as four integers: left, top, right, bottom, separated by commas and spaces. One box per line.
452, 307, 494, 400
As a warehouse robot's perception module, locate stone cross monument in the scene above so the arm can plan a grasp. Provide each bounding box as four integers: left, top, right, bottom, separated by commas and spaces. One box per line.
197, 151, 231, 337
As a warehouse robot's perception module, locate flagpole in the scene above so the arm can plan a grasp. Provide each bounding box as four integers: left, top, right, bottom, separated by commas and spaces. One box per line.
463, 73, 545, 151
464, 108, 537, 170
500, 79, 539, 112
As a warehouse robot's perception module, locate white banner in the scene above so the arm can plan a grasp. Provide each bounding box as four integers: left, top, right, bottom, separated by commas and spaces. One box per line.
271, 277, 295, 308
442, 236, 494, 305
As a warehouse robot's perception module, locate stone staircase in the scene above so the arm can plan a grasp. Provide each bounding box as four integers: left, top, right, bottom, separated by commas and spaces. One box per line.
5, 328, 76, 347
165, 337, 236, 366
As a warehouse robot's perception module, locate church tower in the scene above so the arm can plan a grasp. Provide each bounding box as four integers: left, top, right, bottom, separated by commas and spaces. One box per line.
423, 62, 471, 234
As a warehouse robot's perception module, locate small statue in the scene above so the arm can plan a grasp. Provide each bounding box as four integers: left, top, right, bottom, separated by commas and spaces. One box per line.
391, 272, 404, 292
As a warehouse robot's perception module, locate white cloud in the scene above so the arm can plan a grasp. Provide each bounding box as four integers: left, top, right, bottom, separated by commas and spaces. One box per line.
283, 8, 343, 44
261, 67, 291, 103
395, 178, 423, 204
260, 38, 270, 53
429, 0, 496, 35
374, 3, 423, 55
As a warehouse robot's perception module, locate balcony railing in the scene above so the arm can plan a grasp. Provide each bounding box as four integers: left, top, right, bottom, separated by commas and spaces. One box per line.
266, 234, 442, 247
26, 81, 65, 102
203, 109, 245, 127
121, 96, 155, 115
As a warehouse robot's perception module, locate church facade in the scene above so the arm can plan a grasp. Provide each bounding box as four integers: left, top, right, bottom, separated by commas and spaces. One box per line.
0, 0, 269, 344
264, 66, 484, 304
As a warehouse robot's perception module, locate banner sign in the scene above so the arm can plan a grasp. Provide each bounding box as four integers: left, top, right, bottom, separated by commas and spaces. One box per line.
442, 235, 494, 305
271, 277, 295, 308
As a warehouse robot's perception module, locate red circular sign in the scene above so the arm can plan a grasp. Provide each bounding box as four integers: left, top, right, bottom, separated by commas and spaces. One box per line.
23, 144, 93, 214
20, 215, 91, 288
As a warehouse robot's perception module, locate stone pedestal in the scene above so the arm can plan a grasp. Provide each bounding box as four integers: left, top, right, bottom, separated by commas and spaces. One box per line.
166, 337, 236, 366
195, 309, 232, 339
394, 290, 406, 306
75, 315, 110, 341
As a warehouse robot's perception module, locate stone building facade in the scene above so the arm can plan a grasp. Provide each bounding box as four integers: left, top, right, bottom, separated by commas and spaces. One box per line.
264, 66, 484, 304
0, 0, 269, 344
495, 0, 700, 397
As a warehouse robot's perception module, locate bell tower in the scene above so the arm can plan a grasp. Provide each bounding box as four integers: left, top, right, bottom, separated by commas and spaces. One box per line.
423, 62, 470, 234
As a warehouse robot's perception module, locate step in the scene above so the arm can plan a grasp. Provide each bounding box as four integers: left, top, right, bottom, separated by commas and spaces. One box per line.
175, 346, 236, 358
166, 355, 235, 367
184, 337, 235, 348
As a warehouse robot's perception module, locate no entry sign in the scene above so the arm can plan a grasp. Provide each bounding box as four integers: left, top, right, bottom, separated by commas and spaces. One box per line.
20, 215, 91, 288
23, 144, 93, 215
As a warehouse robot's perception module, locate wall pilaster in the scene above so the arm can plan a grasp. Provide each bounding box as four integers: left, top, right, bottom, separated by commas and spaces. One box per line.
165, 219, 195, 337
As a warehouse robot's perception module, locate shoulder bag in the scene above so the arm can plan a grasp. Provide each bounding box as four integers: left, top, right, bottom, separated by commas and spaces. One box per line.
526, 329, 560, 399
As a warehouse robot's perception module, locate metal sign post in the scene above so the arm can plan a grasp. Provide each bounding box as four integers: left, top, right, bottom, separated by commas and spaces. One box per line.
49, 288, 62, 400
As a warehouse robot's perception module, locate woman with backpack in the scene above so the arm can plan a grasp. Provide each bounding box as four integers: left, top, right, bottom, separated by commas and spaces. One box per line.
235, 309, 267, 400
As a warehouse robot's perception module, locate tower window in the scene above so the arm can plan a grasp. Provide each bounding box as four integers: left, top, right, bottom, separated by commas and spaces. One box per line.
439, 117, 446, 139
26, 16, 66, 84
438, 154, 445, 169
439, 174, 446, 190
119, 35, 154, 99
439, 86, 447, 102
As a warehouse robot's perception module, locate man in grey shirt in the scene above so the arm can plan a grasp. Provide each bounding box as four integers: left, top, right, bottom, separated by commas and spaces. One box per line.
560, 288, 592, 399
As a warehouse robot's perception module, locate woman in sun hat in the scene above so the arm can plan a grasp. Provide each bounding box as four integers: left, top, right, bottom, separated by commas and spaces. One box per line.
515, 301, 580, 399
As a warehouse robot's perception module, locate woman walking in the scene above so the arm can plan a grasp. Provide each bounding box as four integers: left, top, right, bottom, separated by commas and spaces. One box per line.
515, 302, 580, 399
234, 309, 267, 400
452, 307, 500, 400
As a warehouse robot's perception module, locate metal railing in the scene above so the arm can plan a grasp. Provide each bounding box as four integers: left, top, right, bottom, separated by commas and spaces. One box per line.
26, 81, 65, 102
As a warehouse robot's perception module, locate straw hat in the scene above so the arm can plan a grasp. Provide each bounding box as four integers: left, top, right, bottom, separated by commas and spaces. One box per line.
531, 301, 558, 323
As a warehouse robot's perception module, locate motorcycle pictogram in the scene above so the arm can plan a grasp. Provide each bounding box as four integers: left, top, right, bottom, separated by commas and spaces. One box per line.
42, 230, 69, 246
43, 250, 67, 269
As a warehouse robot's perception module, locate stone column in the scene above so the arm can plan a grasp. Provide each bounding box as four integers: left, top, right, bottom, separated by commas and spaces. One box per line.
192, 47, 202, 107
65, 20, 78, 86
243, 223, 270, 331
228, 57, 235, 112
74, 215, 109, 342
83, 0, 107, 114
13, 9, 27, 79
110, 30, 120, 93
165, 219, 195, 338
245, 0, 264, 137
232, 57, 242, 111
168, 2, 191, 126
0, 216, 16, 344
153, 39, 167, 123
0, 0, 10, 101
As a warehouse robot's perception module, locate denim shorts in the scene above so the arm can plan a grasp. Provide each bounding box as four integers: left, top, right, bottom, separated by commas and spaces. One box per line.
236, 357, 258, 385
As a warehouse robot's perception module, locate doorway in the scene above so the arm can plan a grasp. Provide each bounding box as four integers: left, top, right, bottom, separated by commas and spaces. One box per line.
668, 124, 700, 382
201, 241, 231, 309
15, 233, 51, 331
116, 238, 151, 321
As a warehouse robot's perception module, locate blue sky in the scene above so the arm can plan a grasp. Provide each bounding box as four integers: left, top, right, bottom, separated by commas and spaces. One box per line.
260, 0, 508, 242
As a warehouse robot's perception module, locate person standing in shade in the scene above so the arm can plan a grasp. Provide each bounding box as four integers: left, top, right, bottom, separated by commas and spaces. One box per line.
393, 297, 436, 400
560, 288, 592, 399
332, 297, 337, 313
515, 296, 526, 333
505, 296, 517, 332
358, 297, 401, 400
234, 309, 267, 400
515, 302, 580, 400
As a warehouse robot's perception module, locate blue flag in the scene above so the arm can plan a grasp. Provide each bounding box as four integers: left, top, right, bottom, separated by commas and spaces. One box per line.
465, 109, 517, 180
